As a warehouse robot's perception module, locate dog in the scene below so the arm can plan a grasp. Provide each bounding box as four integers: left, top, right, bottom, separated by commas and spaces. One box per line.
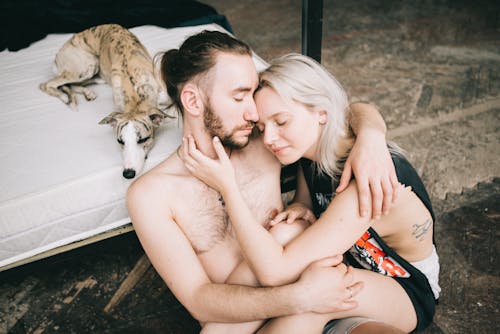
40, 24, 170, 179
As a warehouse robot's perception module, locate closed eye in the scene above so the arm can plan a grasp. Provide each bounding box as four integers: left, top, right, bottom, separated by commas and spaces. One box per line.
275, 115, 289, 126
117, 138, 124, 145
137, 136, 150, 144
233, 93, 246, 102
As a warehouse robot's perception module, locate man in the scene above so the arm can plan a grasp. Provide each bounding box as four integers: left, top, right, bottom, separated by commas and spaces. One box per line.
127, 30, 399, 333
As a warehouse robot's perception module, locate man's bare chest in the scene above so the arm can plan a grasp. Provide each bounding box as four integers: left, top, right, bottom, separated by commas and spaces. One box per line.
175, 165, 282, 254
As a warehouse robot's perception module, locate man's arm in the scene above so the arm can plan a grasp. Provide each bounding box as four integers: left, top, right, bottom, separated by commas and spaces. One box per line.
348, 102, 387, 135
337, 102, 399, 219
126, 175, 358, 323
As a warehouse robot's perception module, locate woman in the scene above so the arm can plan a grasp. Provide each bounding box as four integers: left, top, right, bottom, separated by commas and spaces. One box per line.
183, 53, 440, 333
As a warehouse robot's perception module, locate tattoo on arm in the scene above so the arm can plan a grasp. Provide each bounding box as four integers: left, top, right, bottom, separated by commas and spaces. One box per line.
412, 219, 432, 241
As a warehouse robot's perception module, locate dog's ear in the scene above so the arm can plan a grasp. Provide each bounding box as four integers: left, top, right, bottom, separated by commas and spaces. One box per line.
99, 111, 123, 127
149, 108, 168, 126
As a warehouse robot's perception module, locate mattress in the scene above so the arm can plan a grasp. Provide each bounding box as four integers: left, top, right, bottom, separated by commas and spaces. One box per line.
0, 24, 268, 269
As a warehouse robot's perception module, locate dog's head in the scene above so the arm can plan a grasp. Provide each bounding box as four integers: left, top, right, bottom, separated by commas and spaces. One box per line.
99, 108, 167, 179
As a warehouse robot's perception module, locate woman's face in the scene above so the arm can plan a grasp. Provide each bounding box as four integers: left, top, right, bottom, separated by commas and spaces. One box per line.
255, 86, 324, 165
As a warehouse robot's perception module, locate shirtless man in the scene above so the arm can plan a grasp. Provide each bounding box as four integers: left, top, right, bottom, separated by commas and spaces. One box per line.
127, 30, 400, 333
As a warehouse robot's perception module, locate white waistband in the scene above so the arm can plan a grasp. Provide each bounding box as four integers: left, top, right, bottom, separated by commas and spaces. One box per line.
410, 245, 441, 299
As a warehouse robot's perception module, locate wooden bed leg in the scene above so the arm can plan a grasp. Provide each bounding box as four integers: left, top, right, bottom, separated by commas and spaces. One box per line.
104, 254, 151, 313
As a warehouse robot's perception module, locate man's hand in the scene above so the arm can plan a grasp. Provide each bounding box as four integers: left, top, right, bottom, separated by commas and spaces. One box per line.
269, 203, 317, 226
337, 129, 399, 220
295, 255, 363, 314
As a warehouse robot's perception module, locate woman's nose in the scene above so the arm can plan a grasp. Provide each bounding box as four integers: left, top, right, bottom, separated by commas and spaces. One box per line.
263, 127, 278, 146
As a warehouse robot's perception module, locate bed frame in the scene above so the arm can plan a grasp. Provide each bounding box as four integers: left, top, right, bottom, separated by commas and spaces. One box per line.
0, 0, 325, 272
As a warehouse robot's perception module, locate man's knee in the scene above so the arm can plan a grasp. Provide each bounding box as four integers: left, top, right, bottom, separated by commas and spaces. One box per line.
323, 317, 406, 334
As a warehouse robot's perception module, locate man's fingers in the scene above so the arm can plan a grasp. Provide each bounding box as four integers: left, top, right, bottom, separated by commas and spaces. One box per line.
390, 172, 399, 203
356, 177, 371, 218
269, 212, 288, 226
304, 210, 317, 223
270, 206, 316, 226
381, 176, 393, 215
370, 181, 383, 220
336, 282, 364, 312
347, 281, 364, 299
311, 255, 344, 268
286, 211, 299, 224
343, 265, 355, 285
336, 160, 352, 193
339, 299, 358, 312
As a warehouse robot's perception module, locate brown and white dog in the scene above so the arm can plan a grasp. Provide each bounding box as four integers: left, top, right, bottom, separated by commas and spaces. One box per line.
40, 24, 170, 179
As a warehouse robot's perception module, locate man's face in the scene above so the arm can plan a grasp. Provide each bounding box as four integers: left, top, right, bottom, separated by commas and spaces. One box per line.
202, 53, 259, 149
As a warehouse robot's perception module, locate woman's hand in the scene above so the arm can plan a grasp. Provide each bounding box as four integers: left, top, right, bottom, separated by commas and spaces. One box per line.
336, 129, 399, 220
269, 202, 317, 226
182, 135, 237, 195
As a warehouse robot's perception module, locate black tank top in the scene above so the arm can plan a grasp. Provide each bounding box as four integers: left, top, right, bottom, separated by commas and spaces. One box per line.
300, 153, 437, 330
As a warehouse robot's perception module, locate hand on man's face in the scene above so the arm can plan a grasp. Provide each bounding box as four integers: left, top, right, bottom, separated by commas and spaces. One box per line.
295, 255, 363, 314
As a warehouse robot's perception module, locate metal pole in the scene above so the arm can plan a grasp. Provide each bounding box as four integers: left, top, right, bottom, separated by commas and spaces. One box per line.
301, 0, 324, 63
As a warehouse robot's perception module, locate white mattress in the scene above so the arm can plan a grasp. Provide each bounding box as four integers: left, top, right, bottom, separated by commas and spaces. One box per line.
0, 24, 268, 269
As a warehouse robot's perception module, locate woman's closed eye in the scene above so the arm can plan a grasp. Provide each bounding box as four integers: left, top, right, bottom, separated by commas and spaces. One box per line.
275, 116, 288, 126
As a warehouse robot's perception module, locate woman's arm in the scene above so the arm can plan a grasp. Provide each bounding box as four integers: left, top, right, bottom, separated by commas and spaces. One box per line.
223, 173, 372, 286
183, 136, 373, 287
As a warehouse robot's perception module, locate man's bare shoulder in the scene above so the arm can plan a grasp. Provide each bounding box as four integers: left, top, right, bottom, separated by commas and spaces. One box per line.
126, 154, 187, 208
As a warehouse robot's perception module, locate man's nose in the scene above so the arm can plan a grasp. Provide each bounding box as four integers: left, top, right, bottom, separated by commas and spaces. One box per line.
243, 100, 259, 122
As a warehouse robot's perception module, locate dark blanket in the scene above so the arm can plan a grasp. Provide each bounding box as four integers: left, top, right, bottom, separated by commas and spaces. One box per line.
0, 0, 232, 51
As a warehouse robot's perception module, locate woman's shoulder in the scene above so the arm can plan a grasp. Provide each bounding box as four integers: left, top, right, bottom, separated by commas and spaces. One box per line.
390, 153, 435, 221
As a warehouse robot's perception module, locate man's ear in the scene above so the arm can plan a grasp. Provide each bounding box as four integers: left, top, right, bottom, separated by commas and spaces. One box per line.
180, 83, 204, 117
318, 110, 328, 125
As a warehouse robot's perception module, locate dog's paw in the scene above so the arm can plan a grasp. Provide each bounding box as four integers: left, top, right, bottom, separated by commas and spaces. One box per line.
83, 88, 97, 101
61, 94, 70, 104
68, 101, 78, 111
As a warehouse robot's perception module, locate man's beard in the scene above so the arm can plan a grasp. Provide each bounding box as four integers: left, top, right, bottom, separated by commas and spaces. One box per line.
203, 103, 253, 150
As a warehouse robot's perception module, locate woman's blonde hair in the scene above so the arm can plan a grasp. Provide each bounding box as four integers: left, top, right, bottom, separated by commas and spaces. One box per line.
259, 53, 352, 179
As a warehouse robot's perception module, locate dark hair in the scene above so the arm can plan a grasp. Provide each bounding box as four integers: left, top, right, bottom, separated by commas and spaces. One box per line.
159, 30, 252, 116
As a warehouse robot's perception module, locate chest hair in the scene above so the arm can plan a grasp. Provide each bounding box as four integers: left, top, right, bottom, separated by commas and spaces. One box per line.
178, 162, 280, 253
